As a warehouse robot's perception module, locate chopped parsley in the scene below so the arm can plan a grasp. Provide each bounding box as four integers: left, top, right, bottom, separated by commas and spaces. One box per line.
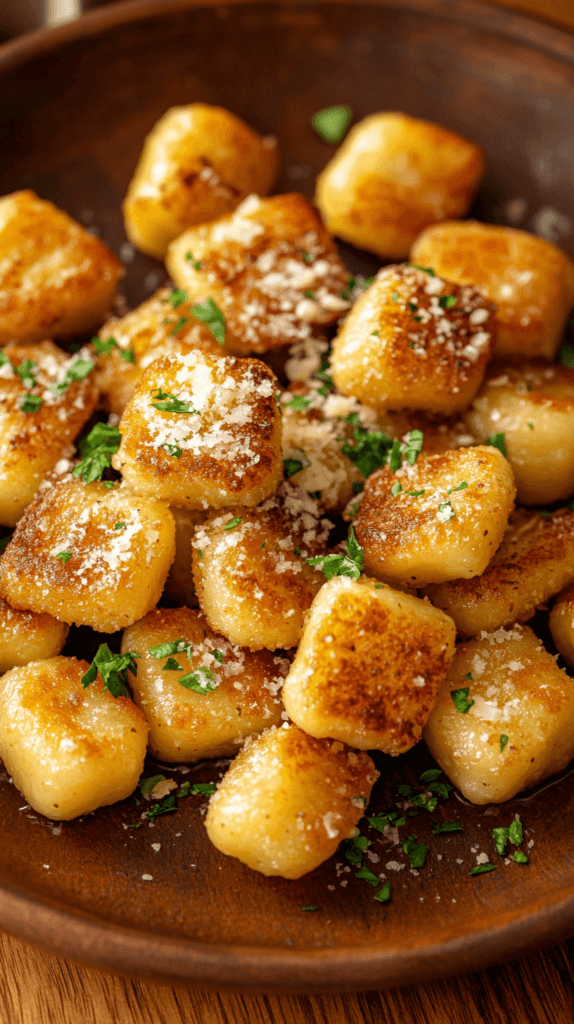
527, 422, 534, 430
168, 288, 187, 308
311, 104, 352, 144
161, 441, 182, 458
391, 481, 402, 497
402, 834, 428, 868
72, 423, 121, 484
15, 359, 38, 390
55, 550, 72, 563
148, 638, 192, 659
162, 657, 183, 671
355, 864, 380, 887
469, 863, 495, 876
20, 394, 43, 413
185, 252, 202, 270
402, 429, 424, 466
191, 297, 226, 344
450, 687, 475, 714
343, 834, 371, 865
374, 882, 391, 903
150, 388, 200, 415
303, 290, 314, 299
559, 342, 574, 368
431, 821, 462, 834
81, 644, 140, 698
464, 672, 473, 680
92, 335, 135, 363
302, 250, 314, 264
50, 356, 94, 395
407, 489, 425, 498
514, 851, 528, 864
114, 522, 125, 530
148, 794, 178, 820
493, 826, 509, 856
306, 525, 364, 581
508, 817, 522, 846
427, 780, 453, 800
316, 352, 334, 396
170, 316, 190, 335
405, 262, 435, 276
392, 292, 399, 304
487, 431, 507, 457
500, 734, 509, 753
301, 905, 319, 912
409, 793, 438, 813
0, 533, 12, 553
140, 774, 166, 794
283, 453, 310, 477
284, 394, 313, 412
179, 666, 217, 693
212, 649, 225, 663
438, 295, 457, 309
420, 769, 443, 784
448, 481, 467, 494
184, 782, 217, 797
341, 425, 394, 477
437, 499, 455, 522
224, 516, 243, 531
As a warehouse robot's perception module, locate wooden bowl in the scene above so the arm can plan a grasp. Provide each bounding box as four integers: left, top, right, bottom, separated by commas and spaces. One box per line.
1, 0, 574, 993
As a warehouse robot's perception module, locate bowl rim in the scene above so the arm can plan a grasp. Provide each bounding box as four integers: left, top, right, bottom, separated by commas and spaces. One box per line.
1, 0, 574, 991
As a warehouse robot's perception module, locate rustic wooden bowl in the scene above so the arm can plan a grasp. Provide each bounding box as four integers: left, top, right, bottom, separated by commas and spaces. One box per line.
1, 0, 574, 993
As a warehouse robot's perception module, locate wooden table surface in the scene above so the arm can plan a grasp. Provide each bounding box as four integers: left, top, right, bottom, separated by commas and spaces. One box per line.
3, 0, 574, 1021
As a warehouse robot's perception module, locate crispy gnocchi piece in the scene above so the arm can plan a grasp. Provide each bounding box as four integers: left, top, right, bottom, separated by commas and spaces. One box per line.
424, 625, 574, 804
410, 221, 574, 360
424, 508, 574, 637
95, 287, 225, 417
163, 507, 205, 607
0, 597, 69, 675
549, 585, 574, 669
113, 349, 282, 510
0, 341, 99, 526
205, 723, 377, 878
0, 656, 148, 819
282, 576, 455, 752
0, 477, 175, 633
0, 190, 123, 344
331, 264, 495, 414
165, 193, 350, 355
352, 446, 516, 588
315, 112, 485, 260
123, 103, 278, 258
192, 484, 329, 650
122, 607, 286, 762
466, 362, 574, 506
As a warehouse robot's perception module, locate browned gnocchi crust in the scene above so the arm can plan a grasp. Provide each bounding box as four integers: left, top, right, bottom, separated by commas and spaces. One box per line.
122, 606, 286, 762
282, 576, 455, 752
205, 723, 377, 878
123, 103, 278, 258
315, 112, 485, 259
0, 190, 123, 344
166, 193, 350, 355
114, 350, 282, 510
0, 656, 148, 820
331, 264, 495, 413
0, 596, 69, 675
0, 477, 175, 632
0, 340, 99, 526
352, 446, 516, 587
411, 220, 574, 360
425, 508, 574, 637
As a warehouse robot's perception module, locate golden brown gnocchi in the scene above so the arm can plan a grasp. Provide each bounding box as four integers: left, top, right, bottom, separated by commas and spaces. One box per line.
0, 190, 123, 344
549, 585, 574, 670
331, 264, 495, 413
424, 625, 574, 804
315, 112, 485, 259
424, 508, 574, 637
113, 349, 283, 510
165, 193, 350, 355
205, 723, 377, 878
466, 362, 574, 506
0, 341, 99, 526
122, 607, 286, 762
123, 103, 278, 258
410, 220, 574, 360
0, 477, 175, 633
0, 596, 69, 676
282, 576, 455, 752
162, 506, 205, 608
352, 445, 516, 587
0, 656, 148, 819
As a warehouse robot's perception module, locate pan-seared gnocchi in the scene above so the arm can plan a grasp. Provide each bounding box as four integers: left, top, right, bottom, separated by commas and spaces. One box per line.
166, 193, 350, 355
424, 508, 574, 637
123, 103, 278, 259
113, 349, 283, 510
410, 220, 574, 360
466, 362, 574, 506
331, 264, 495, 413
549, 585, 574, 669
205, 723, 377, 878
283, 576, 455, 752
0, 657, 148, 820
122, 607, 286, 762
352, 445, 515, 587
192, 484, 329, 650
315, 112, 485, 259
424, 625, 574, 804
95, 287, 223, 417
0, 190, 123, 344
0, 597, 69, 675
0, 477, 175, 633
162, 506, 205, 607
0, 340, 99, 526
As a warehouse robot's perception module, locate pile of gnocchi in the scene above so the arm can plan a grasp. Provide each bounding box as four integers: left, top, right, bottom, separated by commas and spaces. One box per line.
1, 102, 574, 883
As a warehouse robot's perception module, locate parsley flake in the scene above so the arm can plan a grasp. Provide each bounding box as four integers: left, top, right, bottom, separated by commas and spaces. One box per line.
162, 657, 183, 671
161, 441, 182, 458
311, 104, 352, 144
148, 794, 178, 820
168, 288, 187, 308
114, 522, 125, 531
437, 500, 455, 522
405, 262, 435, 276
527, 422, 534, 430
341, 425, 394, 478
20, 394, 43, 413
185, 252, 202, 270
508, 817, 523, 846
140, 774, 166, 794
187, 782, 217, 797
391, 481, 402, 497
559, 342, 574, 368
0, 534, 12, 554
224, 516, 243, 531
438, 295, 457, 309
55, 550, 72, 564
316, 352, 334, 396
283, 453, 310, 477
493, 826, 509, 856
72, 423, 121, 484
514, 851, 528, 864
50, 356, 94, 396
150, 388, 200, 415
470, 863, 495, 876
92, 336, 136, 363
374, 882, 391, 903
343, 834, 371, 865
419, 768, 442, 784
179, 666, 217, 693
487, 431, 507, 457
81, 644, 140, 698
431, 821, 462, 834
302, 905, 319, 911
402, 834, 428, 868
284, 394, 313, 412
15, 359, 38, 390
191, 298, 226, 344
306, 525, 364, 581
500, 734, 509, 753
451, 687, 475, 714
148, 638, 193, 660
356, 864, 380, 887
402, 429, 424, 466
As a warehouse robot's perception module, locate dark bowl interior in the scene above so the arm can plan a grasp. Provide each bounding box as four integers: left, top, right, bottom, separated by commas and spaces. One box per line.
0, 0, 574, 993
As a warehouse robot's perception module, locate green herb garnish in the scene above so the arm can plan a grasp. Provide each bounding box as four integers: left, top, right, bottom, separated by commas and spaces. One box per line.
470, 863, 495, 876
178, 666, 217, 693
487, 432, 507, 457
55, 550, 72, 564
402, 835, 428, 868
431, 821, 462, 834
191, 297, 226, 345
20, 394, 43, 413
224, 517, 243, 531
150, 388, 200, 415
311, 104, 352, 144
81, 644, 140, 698
374, 882, 391, 903
438, 295, 457, 309
72, 423, 121, 484
500, 734, 509, 753
355, 864, 380, 887
306, 525, 364, 581
450, 687, 474, 714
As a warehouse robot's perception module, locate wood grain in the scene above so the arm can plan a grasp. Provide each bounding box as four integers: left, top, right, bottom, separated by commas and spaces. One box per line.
1, 0, 574, 1020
